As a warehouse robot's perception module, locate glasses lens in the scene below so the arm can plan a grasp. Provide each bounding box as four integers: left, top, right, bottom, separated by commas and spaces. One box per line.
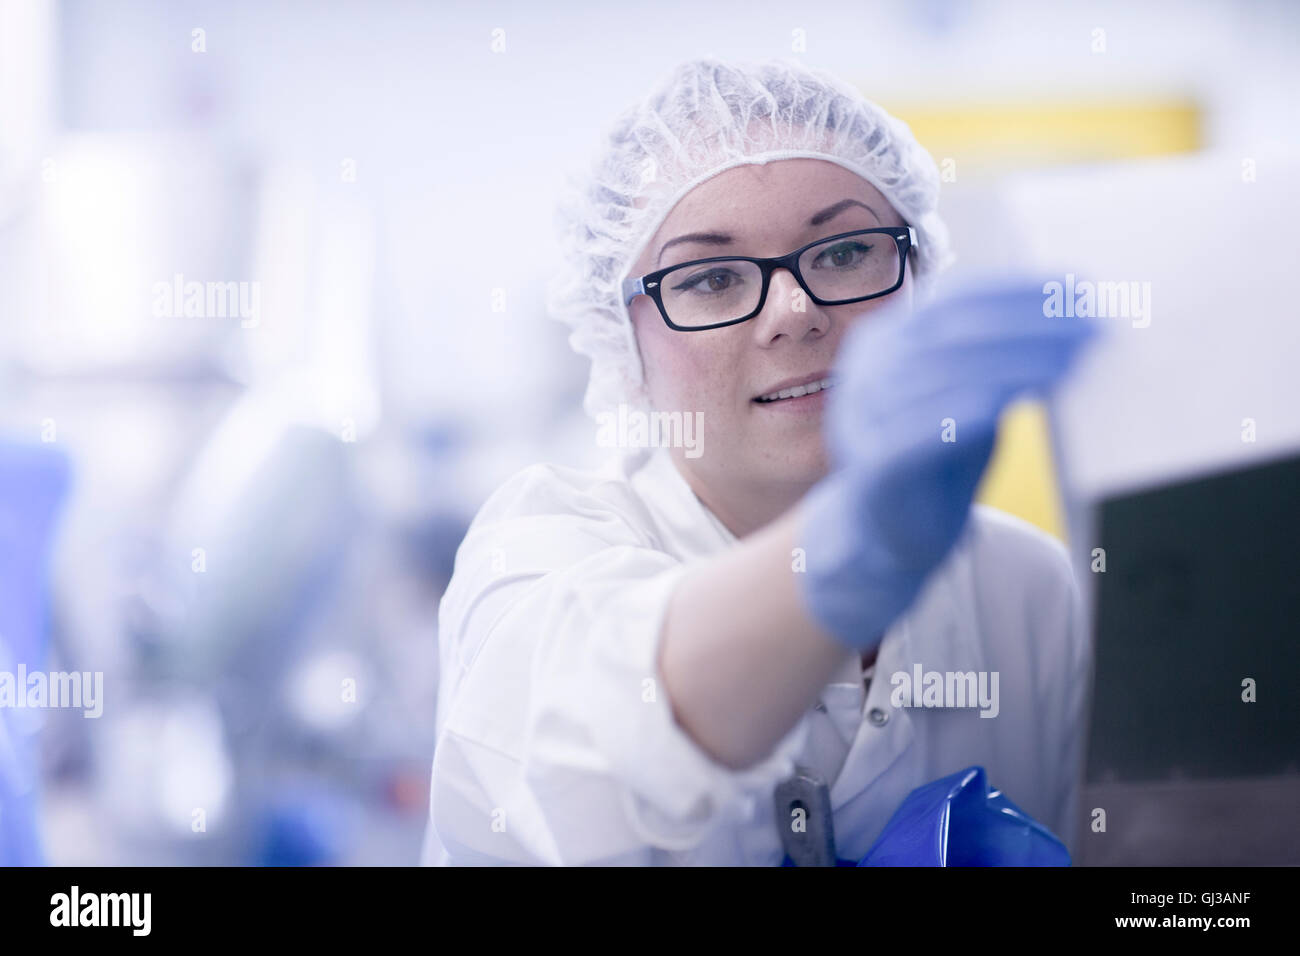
659, 259, 763, 328
798, 233, 902, 303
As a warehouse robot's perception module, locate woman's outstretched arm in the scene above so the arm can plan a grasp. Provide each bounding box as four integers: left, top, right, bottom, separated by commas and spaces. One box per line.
657, 505, 852, 770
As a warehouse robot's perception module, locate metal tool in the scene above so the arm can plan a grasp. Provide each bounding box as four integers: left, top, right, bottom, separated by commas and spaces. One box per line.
773, 767, 838, 866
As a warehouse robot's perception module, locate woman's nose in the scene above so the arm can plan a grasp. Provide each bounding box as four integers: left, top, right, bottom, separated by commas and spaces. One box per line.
752, 268, 829, 344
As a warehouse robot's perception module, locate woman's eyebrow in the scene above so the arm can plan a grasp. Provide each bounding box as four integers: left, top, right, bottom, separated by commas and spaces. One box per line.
808, 198, 882, 226
657, 231, 733, 266
656, 198, 883, 266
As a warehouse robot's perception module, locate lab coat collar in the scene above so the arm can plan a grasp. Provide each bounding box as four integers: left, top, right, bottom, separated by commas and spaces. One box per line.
624, 446, 738, 558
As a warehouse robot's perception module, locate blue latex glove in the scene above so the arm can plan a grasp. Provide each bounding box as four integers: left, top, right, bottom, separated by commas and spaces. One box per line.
798, 280, 1096, 650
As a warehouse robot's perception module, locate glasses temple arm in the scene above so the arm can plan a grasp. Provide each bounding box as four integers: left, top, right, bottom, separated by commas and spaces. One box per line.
622, 275, 645, 306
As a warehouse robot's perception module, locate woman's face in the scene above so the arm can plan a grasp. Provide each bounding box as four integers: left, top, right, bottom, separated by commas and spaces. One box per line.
628, 158, 914, 526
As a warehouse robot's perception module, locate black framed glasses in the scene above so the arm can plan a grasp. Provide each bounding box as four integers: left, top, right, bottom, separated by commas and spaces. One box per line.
623, 226, 917, 331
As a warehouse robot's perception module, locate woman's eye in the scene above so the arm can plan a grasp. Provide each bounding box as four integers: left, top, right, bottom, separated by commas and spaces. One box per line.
813, 242, 871, 269
676, 269, 741, 294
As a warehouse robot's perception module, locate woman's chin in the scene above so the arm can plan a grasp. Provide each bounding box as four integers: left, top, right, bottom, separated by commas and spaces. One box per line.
751, 447, 830, 490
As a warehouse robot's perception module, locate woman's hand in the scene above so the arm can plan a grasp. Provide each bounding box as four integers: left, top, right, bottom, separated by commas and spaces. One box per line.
798, 280, 1097, 651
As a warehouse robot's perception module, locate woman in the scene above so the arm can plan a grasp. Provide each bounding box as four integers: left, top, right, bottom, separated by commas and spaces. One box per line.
421, 57, 1095, 865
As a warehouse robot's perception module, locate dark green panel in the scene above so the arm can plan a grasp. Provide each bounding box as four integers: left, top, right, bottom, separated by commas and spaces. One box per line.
1085, 453, 1300, 783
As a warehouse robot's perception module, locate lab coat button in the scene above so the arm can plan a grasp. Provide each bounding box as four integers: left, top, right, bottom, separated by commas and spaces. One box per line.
867, 707, 889, 727
814, 702, 827, 713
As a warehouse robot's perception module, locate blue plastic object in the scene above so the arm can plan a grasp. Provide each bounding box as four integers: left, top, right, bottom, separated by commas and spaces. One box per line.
0, 440, 72, 866
779, 765, 1068, 866
799, 281, 1097, 651
256, 787, 356, 866
858, 765, 1070, 866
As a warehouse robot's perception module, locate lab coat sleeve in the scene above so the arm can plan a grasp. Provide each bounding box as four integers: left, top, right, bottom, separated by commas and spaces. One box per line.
429, 474, 809, 865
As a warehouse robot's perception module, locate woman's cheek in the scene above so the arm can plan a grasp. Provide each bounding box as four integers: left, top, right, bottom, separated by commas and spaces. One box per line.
631, 312, 676, 407
682, 343, 735, 413
634, 314, 734, 415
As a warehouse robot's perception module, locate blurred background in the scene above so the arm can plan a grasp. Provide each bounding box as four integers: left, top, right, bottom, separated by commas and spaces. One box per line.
1, 0, 1297, 865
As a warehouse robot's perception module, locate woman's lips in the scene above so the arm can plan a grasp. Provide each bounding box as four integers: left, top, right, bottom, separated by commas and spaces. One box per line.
751, 388, 829, 413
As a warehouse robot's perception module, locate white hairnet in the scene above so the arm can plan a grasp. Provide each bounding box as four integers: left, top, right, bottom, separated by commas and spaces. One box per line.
547, 55, 954, 421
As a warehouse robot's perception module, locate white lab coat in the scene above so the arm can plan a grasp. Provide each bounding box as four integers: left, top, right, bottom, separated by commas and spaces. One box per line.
421, 444, 1088, 865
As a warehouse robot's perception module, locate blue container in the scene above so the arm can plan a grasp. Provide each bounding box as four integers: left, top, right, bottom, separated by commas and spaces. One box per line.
858, 765, 1070, 866
780, 765, 1070, 867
